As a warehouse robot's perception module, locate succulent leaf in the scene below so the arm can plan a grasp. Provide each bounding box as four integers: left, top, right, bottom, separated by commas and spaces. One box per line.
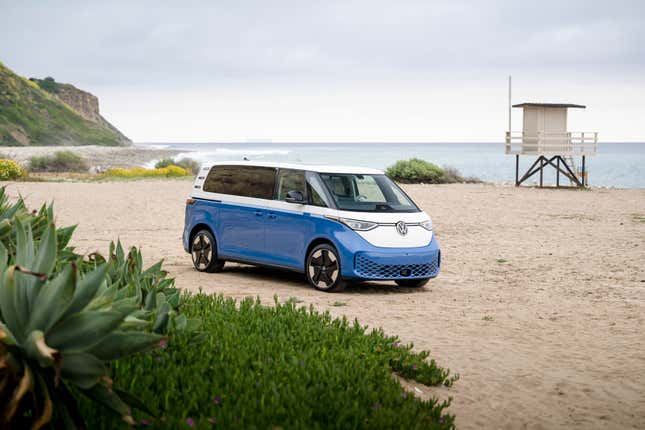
23, 330, 59, 368
46, 311, 126, 352
63, 263, 107, 318
81, 382, 135, 425
60, 352, 106, 389
27, 264, 75, 333
87, 331, 162, 361
0, 267, 21, 340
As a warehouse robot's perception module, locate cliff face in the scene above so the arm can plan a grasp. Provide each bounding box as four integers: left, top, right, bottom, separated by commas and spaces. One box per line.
55, 84, 101, 122
48, 82, 131, 145
0, 63, 131, 146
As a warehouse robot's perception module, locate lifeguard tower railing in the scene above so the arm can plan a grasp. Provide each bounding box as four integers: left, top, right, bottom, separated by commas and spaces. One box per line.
505, 131, 598, 155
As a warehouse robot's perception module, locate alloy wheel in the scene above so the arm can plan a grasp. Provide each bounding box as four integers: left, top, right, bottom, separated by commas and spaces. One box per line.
192, 233, 212, 270
308, 248, 339, 289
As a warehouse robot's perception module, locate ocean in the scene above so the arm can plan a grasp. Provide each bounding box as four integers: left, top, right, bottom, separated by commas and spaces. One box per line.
140, 142, 645, 188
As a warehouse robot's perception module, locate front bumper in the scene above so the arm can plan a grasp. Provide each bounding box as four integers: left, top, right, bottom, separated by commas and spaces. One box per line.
330, 228, 441, 280
353, 248, 440, 280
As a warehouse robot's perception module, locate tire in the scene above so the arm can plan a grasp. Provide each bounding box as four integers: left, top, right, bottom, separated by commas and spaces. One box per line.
395, 278, 430, 288
190, 229, 225, 273
305, 244, 346, 292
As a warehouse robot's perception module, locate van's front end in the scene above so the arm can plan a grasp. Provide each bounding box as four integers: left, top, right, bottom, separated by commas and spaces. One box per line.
313, 171, 440, 288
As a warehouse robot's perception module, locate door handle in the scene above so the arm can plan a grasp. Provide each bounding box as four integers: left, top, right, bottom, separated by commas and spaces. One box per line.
267, 213, 277, 219
254, 211, 263, 217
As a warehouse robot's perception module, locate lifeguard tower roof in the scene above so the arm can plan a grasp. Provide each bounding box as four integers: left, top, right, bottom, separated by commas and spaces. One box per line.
512, 102, 586, 109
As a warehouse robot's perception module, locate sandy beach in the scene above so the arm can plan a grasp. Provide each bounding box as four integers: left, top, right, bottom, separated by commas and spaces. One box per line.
2, 180, 644, 429
1, 145, 182, 169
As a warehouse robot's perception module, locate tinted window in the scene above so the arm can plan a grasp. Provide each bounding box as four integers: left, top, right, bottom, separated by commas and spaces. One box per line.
203, 165, 276, 199
276, 169, 306, 201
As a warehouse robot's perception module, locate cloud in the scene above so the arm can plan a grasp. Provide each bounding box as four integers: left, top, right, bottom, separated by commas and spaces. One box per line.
1, 0, 644, 141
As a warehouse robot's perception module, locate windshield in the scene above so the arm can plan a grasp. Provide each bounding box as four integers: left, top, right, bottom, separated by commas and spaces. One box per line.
319, 173, 419, 212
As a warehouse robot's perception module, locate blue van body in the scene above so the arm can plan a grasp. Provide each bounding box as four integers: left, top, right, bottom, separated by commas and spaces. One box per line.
182, 197, 441, 282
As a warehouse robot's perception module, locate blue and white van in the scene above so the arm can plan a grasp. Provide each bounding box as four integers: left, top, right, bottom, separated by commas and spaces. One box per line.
182, 162, 440, 292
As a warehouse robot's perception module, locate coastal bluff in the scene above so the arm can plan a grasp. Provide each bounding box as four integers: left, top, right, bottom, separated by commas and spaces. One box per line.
0, 61, 131, 146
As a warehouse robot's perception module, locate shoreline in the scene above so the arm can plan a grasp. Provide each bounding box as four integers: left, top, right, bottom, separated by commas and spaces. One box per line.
1, 145, 183, 169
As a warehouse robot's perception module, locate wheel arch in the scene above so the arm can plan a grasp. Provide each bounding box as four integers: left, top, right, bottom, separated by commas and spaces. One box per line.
304, 237, 337, 269
189, 223, 215, 251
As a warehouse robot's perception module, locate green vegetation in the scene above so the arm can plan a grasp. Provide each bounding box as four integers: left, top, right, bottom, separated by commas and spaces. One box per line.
0, 188, 191, 428
0, 159, 24, 180
0, 62, 128, 146
31, 76, 60, 94
495, 258, 508, 264
100, 166, 191, 178
29, 150, 89, 173
386, 158, 480, 184
632, 213, 645, 223
79, 295, 457, 429
155, 157, 200, 174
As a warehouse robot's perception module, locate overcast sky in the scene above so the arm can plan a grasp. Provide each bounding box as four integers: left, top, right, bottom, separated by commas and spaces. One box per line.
1, 0, 644, 142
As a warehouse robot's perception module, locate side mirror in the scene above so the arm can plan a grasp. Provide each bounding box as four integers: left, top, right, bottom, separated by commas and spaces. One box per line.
285, 190, 305, 204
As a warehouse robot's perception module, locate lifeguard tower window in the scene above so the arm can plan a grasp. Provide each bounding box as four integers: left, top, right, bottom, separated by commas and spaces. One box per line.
505, 102, 598, 188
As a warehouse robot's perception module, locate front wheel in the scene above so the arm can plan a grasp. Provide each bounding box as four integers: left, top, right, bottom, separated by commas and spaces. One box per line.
395, 278, 429, 288
306, 244, 346, 292
191, 229, 225, 273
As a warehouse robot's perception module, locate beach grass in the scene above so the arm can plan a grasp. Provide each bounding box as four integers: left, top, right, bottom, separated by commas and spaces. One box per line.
78, 294, 457, 429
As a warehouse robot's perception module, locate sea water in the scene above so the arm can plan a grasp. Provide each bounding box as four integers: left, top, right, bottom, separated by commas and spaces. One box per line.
141, 142, 645, 188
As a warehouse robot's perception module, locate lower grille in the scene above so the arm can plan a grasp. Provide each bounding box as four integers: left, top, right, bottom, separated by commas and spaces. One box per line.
354, 252, 440, 279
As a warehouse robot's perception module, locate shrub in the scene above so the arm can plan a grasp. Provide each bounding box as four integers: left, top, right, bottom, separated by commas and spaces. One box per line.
154, 158, 175, 169
386, 158, 480, 184
29, 150, 89, 173
176, 157, 200, 175
0, 159, 24, 180
101, 165, 190, 178
386, 158, 445, 183
155, 157, 200, 175
79, 295, 457, 429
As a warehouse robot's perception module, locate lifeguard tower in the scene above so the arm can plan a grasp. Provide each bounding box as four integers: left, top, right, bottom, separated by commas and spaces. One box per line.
505, 102, 598, 187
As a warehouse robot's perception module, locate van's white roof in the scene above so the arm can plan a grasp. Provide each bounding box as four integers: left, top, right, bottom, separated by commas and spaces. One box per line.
200, 161, 384, 175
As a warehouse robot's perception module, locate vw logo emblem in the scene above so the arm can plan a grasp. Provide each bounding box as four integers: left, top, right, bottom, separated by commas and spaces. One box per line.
396, 221, 408, 236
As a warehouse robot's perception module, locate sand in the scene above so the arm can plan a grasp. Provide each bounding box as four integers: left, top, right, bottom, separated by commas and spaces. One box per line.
2, 180, 644, 429
1, 145, 182, 169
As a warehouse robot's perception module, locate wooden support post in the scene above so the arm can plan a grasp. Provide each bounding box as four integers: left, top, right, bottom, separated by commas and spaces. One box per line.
539, 156, 544, 187
515, 155, 519, 186
556, 157, 560, 187
581, 155, 586, 187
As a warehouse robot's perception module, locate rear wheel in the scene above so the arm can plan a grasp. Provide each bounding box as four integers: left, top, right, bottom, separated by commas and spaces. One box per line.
306, 244, 346, 292
191, 229, 225, 273
395, 278, 429, 288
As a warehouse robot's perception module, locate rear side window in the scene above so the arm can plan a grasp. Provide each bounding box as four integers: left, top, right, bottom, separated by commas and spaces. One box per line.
203, 165, 276, 199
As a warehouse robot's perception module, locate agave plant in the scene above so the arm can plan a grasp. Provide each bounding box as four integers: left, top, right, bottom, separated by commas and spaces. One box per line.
0, 187, 77, 264
0, 220, 163, 429
91, 241, 199, 334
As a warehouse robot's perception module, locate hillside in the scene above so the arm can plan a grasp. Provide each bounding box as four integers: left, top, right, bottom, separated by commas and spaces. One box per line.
0, 62, 131, 146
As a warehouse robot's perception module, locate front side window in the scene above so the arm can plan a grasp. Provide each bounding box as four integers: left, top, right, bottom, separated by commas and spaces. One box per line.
306, 173, 331, 207
319, 173, 418, 212
276, 169, 306, 201
203, 165, 275, 199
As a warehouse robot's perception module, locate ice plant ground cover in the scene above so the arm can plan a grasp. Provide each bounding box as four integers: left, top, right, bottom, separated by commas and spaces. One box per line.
80, 294, 458, 429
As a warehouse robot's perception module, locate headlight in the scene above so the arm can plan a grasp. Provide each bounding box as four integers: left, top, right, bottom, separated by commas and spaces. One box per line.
340, 218, 378, 231
420, 219, 433, 231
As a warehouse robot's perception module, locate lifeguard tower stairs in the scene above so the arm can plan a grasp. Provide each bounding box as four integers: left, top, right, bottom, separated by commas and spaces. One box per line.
506, 103, 598, 187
